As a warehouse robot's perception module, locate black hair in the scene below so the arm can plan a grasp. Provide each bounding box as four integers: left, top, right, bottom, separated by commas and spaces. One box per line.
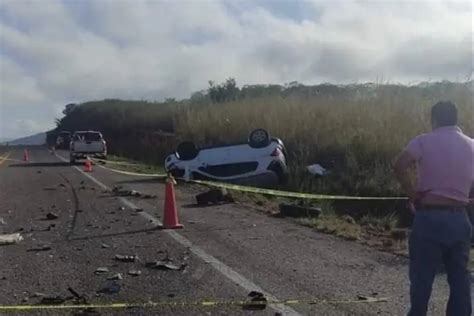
431, 101, 458, 127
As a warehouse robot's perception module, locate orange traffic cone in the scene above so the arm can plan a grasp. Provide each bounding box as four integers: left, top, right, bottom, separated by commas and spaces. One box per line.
84, 157, 93, 172
161, 175, 183, 229
23, 149, 29, 162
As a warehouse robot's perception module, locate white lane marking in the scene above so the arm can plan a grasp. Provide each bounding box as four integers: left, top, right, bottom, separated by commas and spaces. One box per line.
56, 153, 301, 315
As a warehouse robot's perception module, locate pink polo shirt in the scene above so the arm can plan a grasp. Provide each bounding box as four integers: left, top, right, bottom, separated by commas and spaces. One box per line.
405, 126, 474, 203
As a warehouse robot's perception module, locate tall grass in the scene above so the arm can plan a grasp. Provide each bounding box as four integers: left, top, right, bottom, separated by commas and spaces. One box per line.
176, 82, 473, 196
54, 82, 473, 197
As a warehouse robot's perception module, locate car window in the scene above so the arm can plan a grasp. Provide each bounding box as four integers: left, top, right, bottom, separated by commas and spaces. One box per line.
74, 133, 102, 141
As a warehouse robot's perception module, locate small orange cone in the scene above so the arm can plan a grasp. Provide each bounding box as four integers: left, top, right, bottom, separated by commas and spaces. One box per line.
161, 174, 183, 229
23, 149, 29, 162
84, 156, 93, 172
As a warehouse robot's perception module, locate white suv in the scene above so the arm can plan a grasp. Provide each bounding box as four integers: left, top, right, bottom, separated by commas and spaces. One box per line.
164, 129, 288, 184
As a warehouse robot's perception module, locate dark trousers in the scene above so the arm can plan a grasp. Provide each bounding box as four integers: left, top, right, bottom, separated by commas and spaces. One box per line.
408, 209, 472, 316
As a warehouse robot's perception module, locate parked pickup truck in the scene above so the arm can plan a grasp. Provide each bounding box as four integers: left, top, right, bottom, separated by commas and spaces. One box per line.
69, 131, 107, 164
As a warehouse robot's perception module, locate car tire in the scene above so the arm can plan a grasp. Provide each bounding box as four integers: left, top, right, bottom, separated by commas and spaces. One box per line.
248, 129, 271, 148
176, 142, 199, 160
69, 156, 76, 165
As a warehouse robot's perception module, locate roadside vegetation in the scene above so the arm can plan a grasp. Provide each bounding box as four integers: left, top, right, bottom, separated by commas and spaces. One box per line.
50, 80, 473, 198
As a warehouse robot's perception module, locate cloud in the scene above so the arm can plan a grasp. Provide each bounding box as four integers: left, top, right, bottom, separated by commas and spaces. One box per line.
0, 0, 472, 138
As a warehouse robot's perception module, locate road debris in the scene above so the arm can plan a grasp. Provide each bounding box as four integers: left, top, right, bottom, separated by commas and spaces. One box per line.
112, 186, 157, 199
0, 218, 5, 225
101, 243, 110, 249
43, 187, 57, 191
145, 261, 183, 271
45, 212, 59, 220
279, 202, 321, 218
115, 254, 137, 262
40, 295, 66, 305
243, 291, 267, 310
98, 281, 121, 295
307, 164, 328, 177
95, 267, 109, 275
107, 273, 123, 280
135, 208, 144, 212
128, 270, 142, 276
118, 206, 125, 211
27, 245, 52, 252
0, 233, 23, 245
196, 188, 234, 205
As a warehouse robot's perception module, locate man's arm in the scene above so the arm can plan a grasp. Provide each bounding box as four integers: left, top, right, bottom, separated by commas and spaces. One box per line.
394, 150, 417, 202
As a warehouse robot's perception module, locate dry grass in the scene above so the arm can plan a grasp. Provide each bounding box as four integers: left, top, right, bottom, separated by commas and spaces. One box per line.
175, 82, 473, 197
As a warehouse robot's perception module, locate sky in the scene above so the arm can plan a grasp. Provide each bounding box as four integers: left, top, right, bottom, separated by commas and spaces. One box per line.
0, 0, 472, 139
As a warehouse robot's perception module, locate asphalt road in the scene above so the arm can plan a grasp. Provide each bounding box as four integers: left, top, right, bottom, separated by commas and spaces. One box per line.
0, 146, 455, 315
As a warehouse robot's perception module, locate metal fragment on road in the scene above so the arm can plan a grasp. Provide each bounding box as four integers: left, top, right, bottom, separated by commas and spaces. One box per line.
128, 270, 142, 276
107, 273, 123, 280
115, 254, 137, 262
0, 233, 23, 245
95, 267, 109, 275
101, 243, 110, 249
145, 261, 181, 270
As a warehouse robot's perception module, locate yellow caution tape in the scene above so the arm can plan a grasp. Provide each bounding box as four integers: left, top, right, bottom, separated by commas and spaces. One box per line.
90, 158, 167, 178
0, 297, 388, 311
88, 159, 407, 201
191, 180, 407, 201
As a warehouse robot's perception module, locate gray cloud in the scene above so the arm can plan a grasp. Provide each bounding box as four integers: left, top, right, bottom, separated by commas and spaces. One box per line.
0, 0, 472, 138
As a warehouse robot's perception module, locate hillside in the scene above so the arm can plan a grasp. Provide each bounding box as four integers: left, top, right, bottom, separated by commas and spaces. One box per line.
7, 132, 46, 146
50, 80, 474, 198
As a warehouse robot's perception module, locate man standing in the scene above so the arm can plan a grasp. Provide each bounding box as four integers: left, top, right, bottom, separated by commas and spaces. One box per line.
395, 101, 474, 316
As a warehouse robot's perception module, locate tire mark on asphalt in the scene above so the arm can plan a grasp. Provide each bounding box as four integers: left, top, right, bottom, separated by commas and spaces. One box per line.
55, 152, 302, 316
59, 173, 81, 241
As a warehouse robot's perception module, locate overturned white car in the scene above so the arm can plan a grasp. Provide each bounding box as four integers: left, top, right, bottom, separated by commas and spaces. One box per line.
164, 129, 288, 184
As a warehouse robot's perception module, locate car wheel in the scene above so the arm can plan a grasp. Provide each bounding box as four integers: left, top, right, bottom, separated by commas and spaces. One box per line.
249, 129, 271, 148
69, 156, 76, 165
176, 142, 199, 160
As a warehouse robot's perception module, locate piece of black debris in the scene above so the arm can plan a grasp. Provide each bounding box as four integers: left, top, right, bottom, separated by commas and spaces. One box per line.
37, 171, 42, 174
40, 296, 66, 305
115, 254, 137, 262
135, 208, 144, 212
98, 281, 121, 295
278, 203, 321, 218
72, 308, 100, 316
243, 291, 267, 311
128, 270, 141, 276
196, 188, 234, 205
59, 184, 66, 188
145, 261, 182, 270
43, 187, 57, 191
27, 245, 52, 252
45, 212, 59, 220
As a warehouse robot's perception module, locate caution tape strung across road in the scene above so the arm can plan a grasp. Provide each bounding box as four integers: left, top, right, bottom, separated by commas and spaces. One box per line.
89, 158, 407, 201
0, 296, 388, 311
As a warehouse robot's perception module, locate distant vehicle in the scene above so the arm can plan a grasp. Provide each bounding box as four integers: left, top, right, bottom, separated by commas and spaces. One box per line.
69, 131, 107, 164
164, 129, 288, 184
55, 131, 71, 150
